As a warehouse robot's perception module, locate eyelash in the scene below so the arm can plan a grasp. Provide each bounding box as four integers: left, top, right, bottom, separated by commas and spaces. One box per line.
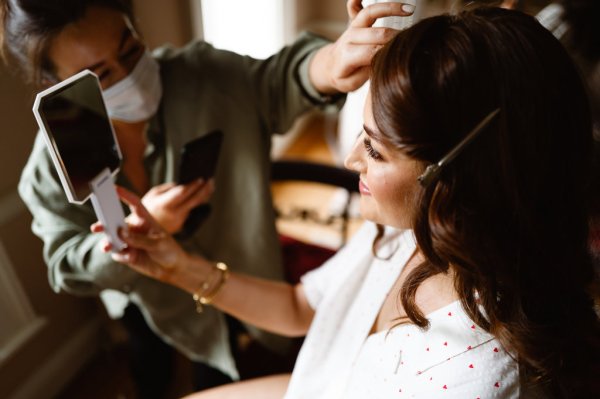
98, 70, 110, 81
120, 44, 142, 61
363, 137, 383, 161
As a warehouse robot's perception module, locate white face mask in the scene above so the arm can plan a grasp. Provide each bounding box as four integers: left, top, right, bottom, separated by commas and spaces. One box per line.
102, 51, 162, 123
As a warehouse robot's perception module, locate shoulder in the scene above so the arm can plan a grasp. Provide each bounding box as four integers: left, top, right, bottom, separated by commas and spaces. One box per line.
153, 40, 249, 76
152, 40, 255, 101
153, 32, 328, 78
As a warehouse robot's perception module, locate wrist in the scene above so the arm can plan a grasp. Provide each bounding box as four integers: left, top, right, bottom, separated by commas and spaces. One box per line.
191, 262, 229, 313
167, 251, 210, 293
309, 44, 338, 95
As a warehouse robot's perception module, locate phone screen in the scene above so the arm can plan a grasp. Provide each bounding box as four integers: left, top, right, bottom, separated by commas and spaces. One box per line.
178, 129, 224, 184
175, 129, 224, 239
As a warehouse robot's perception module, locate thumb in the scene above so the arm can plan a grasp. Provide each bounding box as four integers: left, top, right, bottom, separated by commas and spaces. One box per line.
116, 186, 154, 221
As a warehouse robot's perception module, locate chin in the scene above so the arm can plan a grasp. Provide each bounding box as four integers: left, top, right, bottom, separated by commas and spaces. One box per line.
359, 203, 382, 226
359, 203, 410, 229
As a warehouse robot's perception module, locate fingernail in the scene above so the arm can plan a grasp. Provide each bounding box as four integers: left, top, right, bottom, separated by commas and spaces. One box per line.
149, 230, 166, 239
402, 4, 415, 13
114, 252, 130, 262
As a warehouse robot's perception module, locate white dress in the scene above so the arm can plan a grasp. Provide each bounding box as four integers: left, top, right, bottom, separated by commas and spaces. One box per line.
283, 223, 520, 399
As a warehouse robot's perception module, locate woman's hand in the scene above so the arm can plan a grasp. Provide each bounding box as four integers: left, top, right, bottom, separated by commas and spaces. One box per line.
141, 179, 214, 234
347, 0, 365, 20
309, 1, 415, 94
92, 186, 191, 283
94, 189, 316, 337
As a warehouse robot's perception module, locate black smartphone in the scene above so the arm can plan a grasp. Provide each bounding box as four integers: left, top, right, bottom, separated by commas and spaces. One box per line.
178, 129, 224, 184
176, 129, 224, 240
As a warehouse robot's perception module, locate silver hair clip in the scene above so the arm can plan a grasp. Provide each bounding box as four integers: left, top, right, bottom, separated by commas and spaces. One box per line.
417, 108, 501, 187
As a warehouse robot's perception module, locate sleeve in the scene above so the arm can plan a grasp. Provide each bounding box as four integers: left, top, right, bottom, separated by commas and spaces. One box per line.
536, 3, 567, 39
301, 222, 378, 310
18, 135, 139, 296
155, 33, 346, 139
296, 49, 346, 106
239, 31, 346, 135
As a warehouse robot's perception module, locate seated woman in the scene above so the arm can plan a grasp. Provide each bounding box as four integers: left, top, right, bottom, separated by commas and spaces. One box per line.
97, 6, 600, 398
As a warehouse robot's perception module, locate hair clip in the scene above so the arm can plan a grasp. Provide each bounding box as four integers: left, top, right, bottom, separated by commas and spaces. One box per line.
417, 108, 501, 187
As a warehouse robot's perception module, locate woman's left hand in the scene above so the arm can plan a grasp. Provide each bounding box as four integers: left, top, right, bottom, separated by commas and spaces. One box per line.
141, 178, 215, 234
92, 186, 189, 283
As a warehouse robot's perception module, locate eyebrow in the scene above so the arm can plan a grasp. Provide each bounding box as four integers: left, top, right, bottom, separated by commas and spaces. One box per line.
362, 125, 378, 138
81, 27, 133, 72
363, 125, 390, 146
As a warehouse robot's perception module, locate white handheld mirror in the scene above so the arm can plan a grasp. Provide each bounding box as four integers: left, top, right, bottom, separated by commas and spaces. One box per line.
32, 70, 126, 251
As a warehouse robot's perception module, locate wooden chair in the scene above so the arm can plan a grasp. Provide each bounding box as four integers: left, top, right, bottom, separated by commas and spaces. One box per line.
271, 159, 360, 283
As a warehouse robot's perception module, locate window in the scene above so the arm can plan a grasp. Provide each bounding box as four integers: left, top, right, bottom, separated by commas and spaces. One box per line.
196, 0, 294, 59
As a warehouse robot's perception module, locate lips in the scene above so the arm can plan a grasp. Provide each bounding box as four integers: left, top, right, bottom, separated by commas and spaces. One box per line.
359, 179, 371, 195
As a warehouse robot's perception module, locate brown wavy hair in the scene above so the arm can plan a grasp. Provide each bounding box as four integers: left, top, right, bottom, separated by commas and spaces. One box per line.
369, 7, 600, 397
0, 0, 134, 86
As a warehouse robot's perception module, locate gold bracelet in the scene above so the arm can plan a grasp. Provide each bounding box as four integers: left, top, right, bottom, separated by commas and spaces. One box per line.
192, 262, 229, 313
192, 264, 219, 313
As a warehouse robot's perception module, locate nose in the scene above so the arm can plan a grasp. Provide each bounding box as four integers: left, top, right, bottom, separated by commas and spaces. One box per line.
344, 134, 365, 173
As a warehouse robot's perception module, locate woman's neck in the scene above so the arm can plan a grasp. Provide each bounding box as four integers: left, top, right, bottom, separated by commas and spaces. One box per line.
372, 251, 458, 334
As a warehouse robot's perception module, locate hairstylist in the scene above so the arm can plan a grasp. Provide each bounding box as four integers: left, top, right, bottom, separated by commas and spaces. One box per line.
1, 0, 415, 396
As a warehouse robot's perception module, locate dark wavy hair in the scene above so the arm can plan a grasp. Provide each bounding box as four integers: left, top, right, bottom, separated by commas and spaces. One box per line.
0, 0, 134, 85
369, 7, 600, 397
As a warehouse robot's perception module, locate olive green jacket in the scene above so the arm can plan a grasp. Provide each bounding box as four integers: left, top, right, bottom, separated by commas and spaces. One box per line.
18, 32, 344, 379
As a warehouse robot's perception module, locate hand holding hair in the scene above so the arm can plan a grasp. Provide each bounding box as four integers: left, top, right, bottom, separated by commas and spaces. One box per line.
309, 1, 415, 94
